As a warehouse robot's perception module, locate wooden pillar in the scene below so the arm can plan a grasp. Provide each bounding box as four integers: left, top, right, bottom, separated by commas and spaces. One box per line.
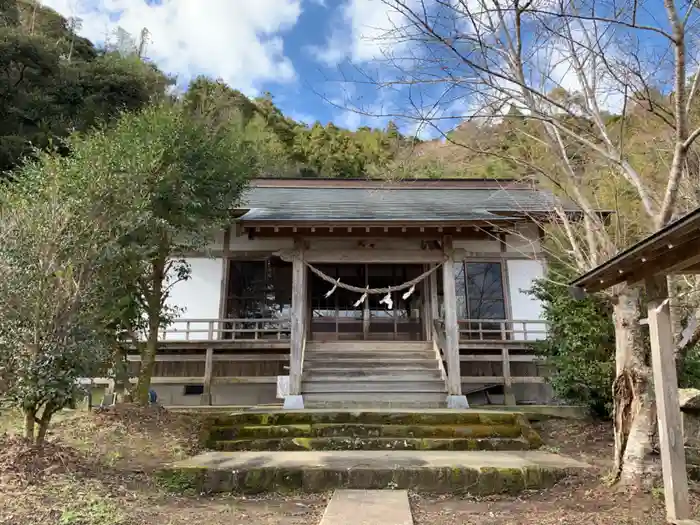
201, 347, 214, 405
422, 264, 432, 340
287, 239, 307, 407
502, 347, 516, 406
217, 226, 232, 342
429, 263, 439, 322
442, 236, 467, 408
645, 275, 690, 522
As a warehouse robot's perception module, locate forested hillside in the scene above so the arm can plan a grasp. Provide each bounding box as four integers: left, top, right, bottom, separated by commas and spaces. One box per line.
4, 0, 698, 197
0, 0, 418, 178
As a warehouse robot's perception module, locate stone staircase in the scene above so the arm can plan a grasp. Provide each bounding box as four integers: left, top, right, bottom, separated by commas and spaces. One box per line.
164, 409, 592, 494
302, 341, 447, 408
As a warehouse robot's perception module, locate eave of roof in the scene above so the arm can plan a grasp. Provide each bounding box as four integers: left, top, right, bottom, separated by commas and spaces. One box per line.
570, 207, 700, 293
236, 183, 577, 223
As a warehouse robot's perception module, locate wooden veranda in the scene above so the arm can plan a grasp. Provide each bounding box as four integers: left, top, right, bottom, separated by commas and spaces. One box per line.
571, 206, 700, 524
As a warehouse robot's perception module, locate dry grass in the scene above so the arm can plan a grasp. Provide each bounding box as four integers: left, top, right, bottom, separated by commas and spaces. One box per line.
1, 408, 699, 524
410, 419, 700, 525
0, 405, 327, 525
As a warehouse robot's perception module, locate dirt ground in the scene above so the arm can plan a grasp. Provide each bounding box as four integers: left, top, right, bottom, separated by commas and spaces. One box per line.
411, 419, 700, 525
0, 407, 698, 525
0, 406, 328, 525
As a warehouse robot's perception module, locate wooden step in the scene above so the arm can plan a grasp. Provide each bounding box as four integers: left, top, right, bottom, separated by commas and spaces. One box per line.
305, 350, 435, 360
304, 371, 444, 381
303, 380, 446, 394
304, 358, 439, 369
303, 366, 442, 376
306, 341, 432, 351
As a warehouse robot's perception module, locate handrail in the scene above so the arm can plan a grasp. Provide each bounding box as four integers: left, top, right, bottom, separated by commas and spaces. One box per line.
156, 318, 291, 342
431, 319, 449, 392
450, 318, 549, 342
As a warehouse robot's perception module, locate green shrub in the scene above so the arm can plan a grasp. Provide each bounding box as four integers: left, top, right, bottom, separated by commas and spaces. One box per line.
529, 268, 700, 418
528, 268, 616, 418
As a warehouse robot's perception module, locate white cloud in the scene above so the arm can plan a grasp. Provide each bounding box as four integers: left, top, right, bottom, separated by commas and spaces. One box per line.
310, 0, 429, 66
40, 0, 302, 95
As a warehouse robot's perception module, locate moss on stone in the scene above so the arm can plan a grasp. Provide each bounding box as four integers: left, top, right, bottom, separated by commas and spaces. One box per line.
164, 462, 573, 494
513, 414, 544, 449
154, 468, 206, 495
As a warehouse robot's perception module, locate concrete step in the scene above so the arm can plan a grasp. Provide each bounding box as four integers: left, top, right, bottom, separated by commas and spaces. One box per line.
210, 422, 525, 440
213, 436, 531, 452
170, 450, 589, 494
303, 381, 446, 393
304, 401, 445, 409
304, 358, 439, 370
304, 371, 444, 381
319, 490, 412, 525
205, 410, 525, 427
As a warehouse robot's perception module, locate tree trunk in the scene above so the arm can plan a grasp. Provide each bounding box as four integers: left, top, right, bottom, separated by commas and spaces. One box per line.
611, 285, 655, 486
135, 254, 165, 405
35, 404, 56, 445
23, 408, 36, 441
136, 322, 159, 404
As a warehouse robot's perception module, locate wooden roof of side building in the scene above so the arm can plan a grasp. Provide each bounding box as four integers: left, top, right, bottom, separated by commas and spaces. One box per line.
570, 207, 700, 293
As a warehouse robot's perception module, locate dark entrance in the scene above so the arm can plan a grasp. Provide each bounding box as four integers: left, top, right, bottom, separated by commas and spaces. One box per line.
309, 263, 425, 341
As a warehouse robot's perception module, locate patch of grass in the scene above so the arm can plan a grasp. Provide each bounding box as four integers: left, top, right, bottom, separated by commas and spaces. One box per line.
155, 469, 202, 495
58, 495, 126, 525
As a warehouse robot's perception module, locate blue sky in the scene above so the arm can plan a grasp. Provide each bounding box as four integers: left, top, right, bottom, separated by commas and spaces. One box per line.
39, 0, 686, 138
40, 0, 419, 132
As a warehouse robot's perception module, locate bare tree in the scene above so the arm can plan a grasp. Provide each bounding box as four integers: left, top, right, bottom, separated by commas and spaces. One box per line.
331, 0, 700, 484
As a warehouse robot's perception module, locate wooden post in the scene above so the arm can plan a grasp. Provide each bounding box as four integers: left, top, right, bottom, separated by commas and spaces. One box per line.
201, 347, 214, 406
429, 263, 439, 321
217, 226, 231, 340
645, 275, 691, 522
286, 239, 306, 408
442, 236, 468, 408
502, 347, 516, 406
422, 264, 432, 340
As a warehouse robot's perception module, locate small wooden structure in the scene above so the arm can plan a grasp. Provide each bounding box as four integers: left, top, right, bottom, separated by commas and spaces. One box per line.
571, 207, 700, 523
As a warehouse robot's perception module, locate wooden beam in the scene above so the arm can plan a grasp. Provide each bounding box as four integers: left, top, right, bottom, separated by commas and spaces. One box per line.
296, 249, 455, 264
645, 275, 691, 522
289, 239, 307, 396
666, 251, 700, 274
626, 237, 700, 284
442, 236, 462, 396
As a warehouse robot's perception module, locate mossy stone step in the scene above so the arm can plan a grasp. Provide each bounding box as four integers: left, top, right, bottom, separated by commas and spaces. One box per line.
209, 423, 524, 441
206, 410, 520, 428
213, 436, 532, 452
164, 450, 588, 494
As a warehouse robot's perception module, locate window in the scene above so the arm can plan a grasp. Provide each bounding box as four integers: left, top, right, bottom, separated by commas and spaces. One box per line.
184, 384, 204, 396
464, 263, 506, 320
226, 258, 291, 319
453, 262, 507, 340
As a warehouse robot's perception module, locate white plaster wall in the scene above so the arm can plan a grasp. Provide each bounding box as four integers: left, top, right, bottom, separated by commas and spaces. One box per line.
164, 257, 223, 341
506, 259, 547, 341
505, 224, 541, 255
